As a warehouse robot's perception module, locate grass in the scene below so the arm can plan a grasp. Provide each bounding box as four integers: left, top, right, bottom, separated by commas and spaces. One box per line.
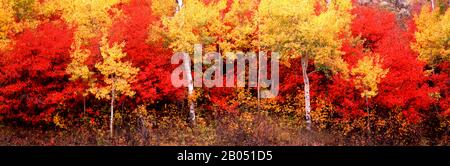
1, 109, 445, 146
0, 112, 344, 146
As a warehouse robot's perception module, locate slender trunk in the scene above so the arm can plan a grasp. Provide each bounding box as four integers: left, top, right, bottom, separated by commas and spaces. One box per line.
183, 54, 195, 125
176, 0, 183, 14
301, 55, 312, 131
431, 0, 435, 10
110, 78, 115, 137
366, 95, 371, 145
257, 52, 260, 112
176, 0, 195, 125
83, 95, 86, 115
257, 14, 261, 113
326, 0, 331, 6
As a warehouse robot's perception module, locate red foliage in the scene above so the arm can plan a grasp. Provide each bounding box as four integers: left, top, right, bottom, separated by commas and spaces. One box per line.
0, 20, 77, 124
208, 87, 240, 113
307, 6, 435, 124
0, 1, 446, 137
110, 0, 184, 106
351, 6, 397, 50
428, 62, 450, 117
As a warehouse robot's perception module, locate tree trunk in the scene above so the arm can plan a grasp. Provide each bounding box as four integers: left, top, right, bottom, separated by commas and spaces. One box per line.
110, 79, 115, 138
301, 55, 312, 131
176, 0, 183, 14
83, 95, 86, 115
257, 52, 260, 112
365, 95, 371, 145
176, 0, 195, 126
431, 0, 435, 10
183, 54, 195, 125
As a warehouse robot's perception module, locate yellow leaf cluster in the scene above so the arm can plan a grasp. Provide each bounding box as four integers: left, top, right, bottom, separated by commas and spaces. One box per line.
351, 55, 389, 98
42, 0, 127, 81
258, 0, 353, 73
160, 0, 226, 54
89, 36, 139, 100
413, 5, 450, 67
151, 0, 177, 17
40, 0, 125, 44
53, 113, 66, 129
66, 48, 92, 80
219, 0, 259, 52
0, 0, 15, 50
0, 0, 39, 51
13, 0, 36, 21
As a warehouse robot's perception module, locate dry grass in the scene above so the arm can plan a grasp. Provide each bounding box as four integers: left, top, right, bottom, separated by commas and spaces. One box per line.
0, 112, 343, 146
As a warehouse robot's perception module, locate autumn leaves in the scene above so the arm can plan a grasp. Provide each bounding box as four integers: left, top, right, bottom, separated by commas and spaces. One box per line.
0, 0, 449, 142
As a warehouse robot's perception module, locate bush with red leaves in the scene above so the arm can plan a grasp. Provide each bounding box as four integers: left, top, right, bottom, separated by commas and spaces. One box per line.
0, 20, 77, 124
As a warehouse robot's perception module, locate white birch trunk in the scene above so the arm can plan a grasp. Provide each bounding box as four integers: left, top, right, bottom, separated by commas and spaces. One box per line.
176, 0, 183, 13
176, 0, 195, 125
365, 95, 371, 145
301, 56, 312, 131
183, 54, 195, 124
110, 79, 115, 137
257, 52, 260, 112
83, 95, 86, 115
431, 0, 435, 10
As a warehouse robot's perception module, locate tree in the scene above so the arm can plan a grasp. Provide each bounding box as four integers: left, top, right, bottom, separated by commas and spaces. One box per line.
411, 3, 450, 139
154, 0, 226, 124
1, 0, 40, 51
89, 35, 139, 137
258, 0, 352, 130
202, 0, 261, 113
0, 0, 16, 51
110, 0, 184, 106
40, 0, 125, 114
0, 20, 75, 124
219, 0, 259, 53
412, 4, 449, 70
351, 54, 388, 99
351, 53, 388, 141
310, 6, 436, 142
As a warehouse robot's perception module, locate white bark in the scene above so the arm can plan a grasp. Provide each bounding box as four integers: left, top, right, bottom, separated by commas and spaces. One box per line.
365, 95, 371, 145
176, 0, 183, 13
326, 0, 331, 6
301, 56, 312, 131
110, 78, 115, 137
257, 53, 260, 112
175, 0, 195, 125
183, 54, 195, 124
431, 0, 435, 10
83, 95, 86, 114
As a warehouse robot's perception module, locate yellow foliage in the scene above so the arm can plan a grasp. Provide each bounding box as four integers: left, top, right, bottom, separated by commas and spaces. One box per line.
160, 0, 226, 54
12, 0, 36, 21
311, 98, 334, 131
151, 0, 176, 17
53, 113, 66, 129
0, 0, 39, 51
258, 0, 353, 74
219, 0, 259, 52
66, 47, 92, 80
89, 35, 139, 100
40, 0, 125, 44
413, 5, 450, 67
351, 54, 389, 98
43, 0, 127, 81
0, 0, 14, 50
